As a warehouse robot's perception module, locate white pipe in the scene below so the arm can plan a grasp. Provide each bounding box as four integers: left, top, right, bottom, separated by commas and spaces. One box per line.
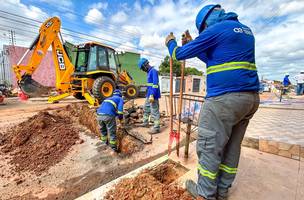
17, 49, 30, 66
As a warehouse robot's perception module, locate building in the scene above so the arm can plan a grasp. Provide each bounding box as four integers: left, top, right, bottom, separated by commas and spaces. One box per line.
117, 51, 146, 85
159, 74, 206, 95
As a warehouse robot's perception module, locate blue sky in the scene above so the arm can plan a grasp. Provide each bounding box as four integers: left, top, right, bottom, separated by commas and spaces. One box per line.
0, 0, 303, 82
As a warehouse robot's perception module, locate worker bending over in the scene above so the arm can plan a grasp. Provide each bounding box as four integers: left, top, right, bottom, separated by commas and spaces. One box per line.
96, 89, 124, 152
165, 4, 259, 200
138, 58, 161, 134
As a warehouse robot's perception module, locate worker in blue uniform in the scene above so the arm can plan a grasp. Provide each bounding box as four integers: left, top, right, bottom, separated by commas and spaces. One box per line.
165, 4, 260, 200
96, 89, 124, 152
138, 58, 161, 134
282, 74, 291, 94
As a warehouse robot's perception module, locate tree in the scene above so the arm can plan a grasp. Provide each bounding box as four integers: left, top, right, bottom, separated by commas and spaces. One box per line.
159, 56, 181, 76
159, 56, 203, 76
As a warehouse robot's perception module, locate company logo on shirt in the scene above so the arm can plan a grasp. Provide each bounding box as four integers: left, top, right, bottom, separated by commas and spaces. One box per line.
233, 27, 253, 35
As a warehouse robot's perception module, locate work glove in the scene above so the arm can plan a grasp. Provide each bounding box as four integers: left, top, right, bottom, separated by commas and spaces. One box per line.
181, 30, 193, 46
165, 32, 176, 47
149, 95, 154, 103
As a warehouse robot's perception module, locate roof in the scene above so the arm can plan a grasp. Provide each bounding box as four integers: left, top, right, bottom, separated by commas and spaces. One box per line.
77, 41, 115, 50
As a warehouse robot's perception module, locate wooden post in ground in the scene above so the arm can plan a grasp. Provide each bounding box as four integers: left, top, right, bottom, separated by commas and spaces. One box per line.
184, 123, 191, 158
177, 60, 185, 156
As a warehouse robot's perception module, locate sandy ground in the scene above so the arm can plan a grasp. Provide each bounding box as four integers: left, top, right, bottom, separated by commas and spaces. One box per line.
0, 97, 190, 200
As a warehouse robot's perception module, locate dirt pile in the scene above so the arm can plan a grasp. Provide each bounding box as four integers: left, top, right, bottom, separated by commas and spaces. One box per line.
105, 160, 191, 200
104, 171, 192, 200
0, 111, 80, 174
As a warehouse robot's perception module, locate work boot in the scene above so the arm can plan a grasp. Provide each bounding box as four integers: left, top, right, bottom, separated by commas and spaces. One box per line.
185, 179, 199, 198
138, 122, 149, 127
148, 128, 160, 134
110, 146, 119, 153
217, 196, 227, 200
217, 188, 228, 200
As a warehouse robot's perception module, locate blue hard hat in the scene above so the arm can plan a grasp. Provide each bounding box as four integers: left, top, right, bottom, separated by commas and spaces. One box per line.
113, 89, 122, 97
138, 58, 149, 69
196, 4, 221, 33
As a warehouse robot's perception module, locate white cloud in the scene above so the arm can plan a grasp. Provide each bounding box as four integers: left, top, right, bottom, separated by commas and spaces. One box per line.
89, 2, 108, 10
116, 42, 138, 53
0, 1, 49, 48
111, 11, 128, 24
84, 8, 104, 25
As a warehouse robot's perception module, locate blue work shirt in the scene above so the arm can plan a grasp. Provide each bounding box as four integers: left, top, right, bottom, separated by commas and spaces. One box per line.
97, 95, 124, 117
283, 76, 291, 87
146, 67, 161, 100
167, 20, 259, 98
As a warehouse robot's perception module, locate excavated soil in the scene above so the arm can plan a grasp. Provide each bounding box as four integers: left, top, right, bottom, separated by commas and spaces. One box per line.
148, 160, 188, 185
56, 103, 144, 155
0, 103, 145, 176
0, 111, 80, 174
104, 160, 191, 200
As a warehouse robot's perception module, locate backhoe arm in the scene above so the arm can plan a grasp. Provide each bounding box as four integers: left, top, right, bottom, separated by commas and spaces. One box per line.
13, 17, 74, 96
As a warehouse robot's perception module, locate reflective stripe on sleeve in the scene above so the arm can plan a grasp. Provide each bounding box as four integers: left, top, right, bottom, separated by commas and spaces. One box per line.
152, 85, 159, 88
104, 100, 117, 109
172, 46, 178, 60
117, 111, 124, 114
207, 62, 257, 75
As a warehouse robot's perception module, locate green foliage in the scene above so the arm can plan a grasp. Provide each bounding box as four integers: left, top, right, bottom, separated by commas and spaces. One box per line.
159, 56, 202, 76
184, 67, 202, 76
159, 56, 181, 76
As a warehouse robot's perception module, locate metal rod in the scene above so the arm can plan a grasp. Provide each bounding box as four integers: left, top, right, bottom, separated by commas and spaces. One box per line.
176, 60, 185, 156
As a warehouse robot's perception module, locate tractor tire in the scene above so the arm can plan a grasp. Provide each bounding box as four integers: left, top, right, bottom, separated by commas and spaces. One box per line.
73, 93, 85, 100
124, 84, 139, 99
92, 76, 115, 101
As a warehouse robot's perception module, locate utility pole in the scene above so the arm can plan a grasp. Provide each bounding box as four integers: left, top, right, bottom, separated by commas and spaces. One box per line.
0, 50, 5, 82
8, 30, 16, 46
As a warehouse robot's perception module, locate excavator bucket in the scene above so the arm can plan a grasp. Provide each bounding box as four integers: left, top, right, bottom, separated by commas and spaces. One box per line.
19, 75, 50, 97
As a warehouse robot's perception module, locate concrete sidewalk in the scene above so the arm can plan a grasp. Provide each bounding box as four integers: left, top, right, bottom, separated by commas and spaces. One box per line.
171, 143, 304, 200
77, 142, 304, 200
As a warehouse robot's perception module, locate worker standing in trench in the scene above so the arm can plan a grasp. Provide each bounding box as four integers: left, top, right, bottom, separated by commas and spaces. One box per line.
138, 58, 161, 134
96, 89, 124, 152
165, 4, 260, 200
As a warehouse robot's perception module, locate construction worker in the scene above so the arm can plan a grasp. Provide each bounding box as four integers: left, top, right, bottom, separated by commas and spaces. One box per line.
165, 4, 259, 200
294, 71, 304, 95
138, 58, 161, 134
96, 89, 124, 152
282, 74, 291, 94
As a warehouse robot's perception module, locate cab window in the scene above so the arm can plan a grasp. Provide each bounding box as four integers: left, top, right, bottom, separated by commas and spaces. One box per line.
108, 49, 117, 72
88, 46, 97, 71
76, 51, 87, 72
97, 46, 108, 70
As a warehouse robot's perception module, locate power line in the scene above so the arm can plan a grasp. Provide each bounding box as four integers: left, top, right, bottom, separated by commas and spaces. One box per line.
0, 12, 202, 67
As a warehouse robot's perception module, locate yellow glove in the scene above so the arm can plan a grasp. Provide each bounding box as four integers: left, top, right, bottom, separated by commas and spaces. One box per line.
149, 95, 154, 103
165, 32, 176, 46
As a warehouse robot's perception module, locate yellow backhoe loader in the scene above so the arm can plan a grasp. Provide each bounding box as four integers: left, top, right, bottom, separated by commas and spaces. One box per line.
13, 16, 139, 106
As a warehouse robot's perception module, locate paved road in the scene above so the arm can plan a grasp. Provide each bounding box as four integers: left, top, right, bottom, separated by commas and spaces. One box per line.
246, 107, 304, 146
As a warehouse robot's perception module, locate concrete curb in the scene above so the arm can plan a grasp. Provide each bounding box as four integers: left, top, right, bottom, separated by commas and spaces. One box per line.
242, 136, 304, 161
